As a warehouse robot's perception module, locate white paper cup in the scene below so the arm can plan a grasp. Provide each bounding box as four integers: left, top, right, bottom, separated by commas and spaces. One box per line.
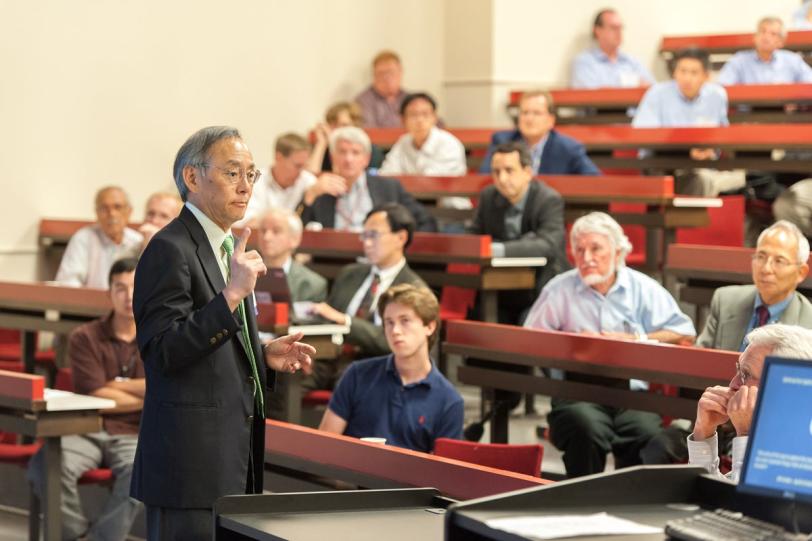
360, 437, 386, 445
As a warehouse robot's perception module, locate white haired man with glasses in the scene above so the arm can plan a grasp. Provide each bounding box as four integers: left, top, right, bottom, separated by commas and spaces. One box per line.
697, 220, 812, 352
689, 324, 812, 482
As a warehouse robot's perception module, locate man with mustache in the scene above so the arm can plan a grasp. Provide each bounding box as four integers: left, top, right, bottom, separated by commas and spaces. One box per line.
523, 212, 695, 478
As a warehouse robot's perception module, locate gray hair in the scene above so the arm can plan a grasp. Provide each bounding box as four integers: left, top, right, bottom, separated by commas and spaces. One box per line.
746, 324, 812, 359
260, 207, 303, 239
758, 16, 787, 39
757, 219, 810, 264
328, 126, 371, 156
172, 126, 242, 202
94, 185, 131, 208
569, 212, 633, 264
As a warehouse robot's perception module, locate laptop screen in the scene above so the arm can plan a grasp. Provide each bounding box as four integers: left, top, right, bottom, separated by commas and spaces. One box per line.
739, 356, 812, 504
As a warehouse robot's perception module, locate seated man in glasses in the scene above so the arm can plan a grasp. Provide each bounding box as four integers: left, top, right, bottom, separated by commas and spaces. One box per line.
308, 202, 427, 389
697, 220, 812, 352
319, 283, 464, 452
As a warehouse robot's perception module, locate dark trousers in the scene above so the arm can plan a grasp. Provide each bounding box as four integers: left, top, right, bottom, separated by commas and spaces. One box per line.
146, 506, 211, 541
548, 399, 662, 478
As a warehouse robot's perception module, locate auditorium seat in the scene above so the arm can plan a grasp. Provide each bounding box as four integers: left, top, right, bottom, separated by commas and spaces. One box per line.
676, 195, 745, 246
434, 438, 544, 477
302, 389, 332, 407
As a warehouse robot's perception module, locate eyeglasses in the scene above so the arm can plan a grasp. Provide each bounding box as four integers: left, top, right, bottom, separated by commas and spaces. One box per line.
204, 164, 262, 186
359, 230, 391, 242
735, 361, 753, 385
751, 252, 799, 271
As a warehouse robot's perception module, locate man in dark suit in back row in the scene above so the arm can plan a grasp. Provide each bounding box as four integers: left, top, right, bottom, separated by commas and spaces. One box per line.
479, 90, 601, 177
469, 141, 568, 325
310, 202, 427, 388
132, 126, 315, 539
301, 126, 437, 233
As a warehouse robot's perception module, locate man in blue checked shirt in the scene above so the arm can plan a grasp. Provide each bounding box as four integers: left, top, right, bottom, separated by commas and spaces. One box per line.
571, 8, 654, 89
524, 212, 695, 478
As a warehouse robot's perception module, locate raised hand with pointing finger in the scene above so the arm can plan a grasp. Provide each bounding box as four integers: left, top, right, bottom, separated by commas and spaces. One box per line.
222, 227, 267, 312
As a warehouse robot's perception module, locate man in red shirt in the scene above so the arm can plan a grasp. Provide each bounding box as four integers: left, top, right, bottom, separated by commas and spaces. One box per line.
29, 257, 145, 541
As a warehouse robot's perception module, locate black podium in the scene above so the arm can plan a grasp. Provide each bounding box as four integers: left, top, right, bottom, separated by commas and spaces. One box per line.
446, 465, 812, 540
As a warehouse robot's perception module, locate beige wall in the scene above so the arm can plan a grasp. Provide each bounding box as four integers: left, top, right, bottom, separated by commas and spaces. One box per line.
0, 0, 444, 281
0, 0, 801, 280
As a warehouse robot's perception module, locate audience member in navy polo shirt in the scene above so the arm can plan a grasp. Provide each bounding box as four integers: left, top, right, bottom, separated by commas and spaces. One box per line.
319, 284, 464, 452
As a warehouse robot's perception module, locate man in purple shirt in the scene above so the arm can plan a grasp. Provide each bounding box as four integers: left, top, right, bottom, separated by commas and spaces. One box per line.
355, 50, 409, 128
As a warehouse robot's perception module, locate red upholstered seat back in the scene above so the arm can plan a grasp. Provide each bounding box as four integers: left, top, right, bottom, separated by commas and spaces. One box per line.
433, 438, 543, 477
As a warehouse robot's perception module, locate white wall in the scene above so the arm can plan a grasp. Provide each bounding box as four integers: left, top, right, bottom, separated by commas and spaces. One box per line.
0, 0, 445, 280
0, 0, 801, 280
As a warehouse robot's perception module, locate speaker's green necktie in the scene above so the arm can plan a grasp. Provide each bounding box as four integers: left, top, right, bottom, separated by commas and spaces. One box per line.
221, 235, 264, 417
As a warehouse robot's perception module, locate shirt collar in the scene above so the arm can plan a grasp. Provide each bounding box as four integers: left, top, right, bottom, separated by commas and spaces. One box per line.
282, 257, 293, 274
413, 126, 441, 153
372, 257, 406, 281
575, 265, 630, 295
348, 172, 368, 195
511, 185, 531, 213
385, 354, 438, 388
754, 291, 794, 318
185, 201, 231, 257
590, 46, 628, 63
753, 50, 777, 64
99, 311, 118, 342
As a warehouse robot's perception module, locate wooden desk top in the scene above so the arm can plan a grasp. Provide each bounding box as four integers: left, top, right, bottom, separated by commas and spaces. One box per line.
666, 244, 812, 290
660, 30, 812, 54
510, 84, 812, 109
0, 281, 110, 316
264, 420, 550, 500
445, 320, 737, 387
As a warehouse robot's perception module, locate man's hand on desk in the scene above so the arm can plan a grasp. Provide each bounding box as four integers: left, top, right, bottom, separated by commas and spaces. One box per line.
692, 385, 734, 441
311, 302, 349, 325
689, 147, 718, 161
264, 331, 315, 375
727, 385, 757, 437
599, 330, 637, 341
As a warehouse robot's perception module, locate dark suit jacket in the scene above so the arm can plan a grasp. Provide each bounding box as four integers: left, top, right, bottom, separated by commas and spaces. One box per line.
478, 129, 601, 175
468, 180, 569, 323
301, 175, 437, 232
327, 262, 426, 357
696, 285, 812, 351
287, 261, 327, 303
131, 207, 273, 508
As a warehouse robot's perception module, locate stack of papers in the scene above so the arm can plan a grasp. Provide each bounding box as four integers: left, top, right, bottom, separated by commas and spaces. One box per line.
486, 512, 662, 539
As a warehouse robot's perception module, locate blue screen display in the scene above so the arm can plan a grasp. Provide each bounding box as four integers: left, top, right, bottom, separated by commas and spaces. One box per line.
740, 358, 812, 503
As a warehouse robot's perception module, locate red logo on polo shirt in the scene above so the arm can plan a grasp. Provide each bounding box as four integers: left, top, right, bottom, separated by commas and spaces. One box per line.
418, 415, 425, 425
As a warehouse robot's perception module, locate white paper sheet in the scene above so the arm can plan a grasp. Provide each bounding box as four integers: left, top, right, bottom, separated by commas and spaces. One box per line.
485, 512, 662, 539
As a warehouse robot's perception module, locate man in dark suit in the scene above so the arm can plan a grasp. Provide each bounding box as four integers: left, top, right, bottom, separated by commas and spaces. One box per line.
479, 90, 600, 176
301, 126, 437, 232
469, 140, 568, 325
131, 126, 315, 540
309, 202, 427, 388
257, 207, 327, 304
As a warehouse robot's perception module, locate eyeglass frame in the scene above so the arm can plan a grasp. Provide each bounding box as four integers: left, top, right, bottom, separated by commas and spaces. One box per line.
750, 251, 802, 271
201, 163, 262, 186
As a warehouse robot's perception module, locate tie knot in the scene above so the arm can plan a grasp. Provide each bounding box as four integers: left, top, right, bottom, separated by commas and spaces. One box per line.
756, 304, 770, 327
221, 235, 235, 258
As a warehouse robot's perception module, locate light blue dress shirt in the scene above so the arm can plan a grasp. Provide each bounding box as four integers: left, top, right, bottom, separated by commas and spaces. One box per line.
524, 266, 696, 337
739, 293, 794, 351
571, 47, 655, 89
718, 50, 812, 85
792, 2, 812, 30
631, 80, 729, 128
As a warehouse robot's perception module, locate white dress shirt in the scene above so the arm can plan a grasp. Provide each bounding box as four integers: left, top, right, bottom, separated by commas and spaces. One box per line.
378, 127, 467, 176
240, 166, 317, 225
687, 432, 748, 483
55, 224, 143, 289
334, 173, 374, 232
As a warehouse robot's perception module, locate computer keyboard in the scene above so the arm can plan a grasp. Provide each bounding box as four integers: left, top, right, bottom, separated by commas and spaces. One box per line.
665, 508, 807, 541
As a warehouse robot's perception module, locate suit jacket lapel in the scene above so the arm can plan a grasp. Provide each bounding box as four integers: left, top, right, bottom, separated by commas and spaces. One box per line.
722, 288, 756, 351
520, 181, 540, 234
337, 265, 372, 310
179, 207, 226, 294
490, 192, 510, 241
779, 292, 802, 324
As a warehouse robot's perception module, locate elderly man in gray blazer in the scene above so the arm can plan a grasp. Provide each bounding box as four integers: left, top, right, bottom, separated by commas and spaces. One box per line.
697, 220, 812, 352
